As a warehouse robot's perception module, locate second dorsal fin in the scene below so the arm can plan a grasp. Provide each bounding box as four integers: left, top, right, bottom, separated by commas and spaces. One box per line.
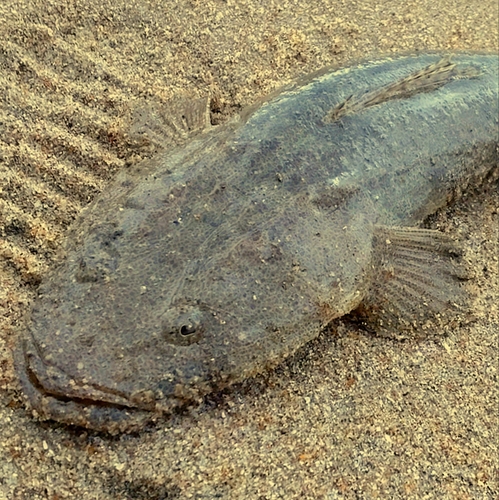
325, 57, 481, 123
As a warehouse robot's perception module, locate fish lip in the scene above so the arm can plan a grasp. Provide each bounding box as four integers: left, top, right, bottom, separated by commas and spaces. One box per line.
14, 333, 156, 433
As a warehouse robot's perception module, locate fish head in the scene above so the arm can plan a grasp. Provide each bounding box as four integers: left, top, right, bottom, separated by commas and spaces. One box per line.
16, 156, 374, 432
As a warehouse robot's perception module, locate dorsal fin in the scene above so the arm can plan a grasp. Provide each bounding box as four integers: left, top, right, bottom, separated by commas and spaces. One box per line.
324, 57, 481, 123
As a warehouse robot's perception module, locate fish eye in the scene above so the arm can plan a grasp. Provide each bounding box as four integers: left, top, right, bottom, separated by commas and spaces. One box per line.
180, 324, 197, 336
161, 305, 205, 346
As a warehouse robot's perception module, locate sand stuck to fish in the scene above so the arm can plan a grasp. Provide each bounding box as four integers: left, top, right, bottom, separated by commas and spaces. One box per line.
0, 0, 497, 498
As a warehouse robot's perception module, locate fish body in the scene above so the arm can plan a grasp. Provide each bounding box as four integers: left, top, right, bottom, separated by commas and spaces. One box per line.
16, 53, 498, 432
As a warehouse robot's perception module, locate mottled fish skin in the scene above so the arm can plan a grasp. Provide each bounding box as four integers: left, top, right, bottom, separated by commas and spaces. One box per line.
16, 53, 498, 433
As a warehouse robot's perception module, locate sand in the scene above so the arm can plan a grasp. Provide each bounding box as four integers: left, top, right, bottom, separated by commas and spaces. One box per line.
0, 0, 497, 498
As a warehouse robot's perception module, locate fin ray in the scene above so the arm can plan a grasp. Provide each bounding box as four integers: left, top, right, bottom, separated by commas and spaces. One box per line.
355, 226, 470, 337
325, 57, 481, 122
128, 96, 211, 151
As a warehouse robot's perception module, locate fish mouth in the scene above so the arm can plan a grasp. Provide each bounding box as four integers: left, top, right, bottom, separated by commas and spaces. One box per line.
14, 334, 156, 434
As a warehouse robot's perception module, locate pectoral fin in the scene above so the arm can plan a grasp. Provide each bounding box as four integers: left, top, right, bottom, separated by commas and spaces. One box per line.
355, 226, 472, 338
129, 96, 211, 150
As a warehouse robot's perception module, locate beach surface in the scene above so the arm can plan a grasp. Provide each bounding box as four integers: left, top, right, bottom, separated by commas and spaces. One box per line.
0, 0, 497, 498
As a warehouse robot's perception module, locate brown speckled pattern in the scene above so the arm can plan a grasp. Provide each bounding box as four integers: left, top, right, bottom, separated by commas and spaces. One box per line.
0, 0, 497, 498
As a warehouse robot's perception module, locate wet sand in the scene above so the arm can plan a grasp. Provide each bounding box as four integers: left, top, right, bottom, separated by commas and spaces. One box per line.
0, 0, 497, 498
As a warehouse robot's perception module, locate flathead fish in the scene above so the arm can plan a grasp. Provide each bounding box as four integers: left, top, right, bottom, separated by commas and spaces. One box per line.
15, 53, 498, 433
